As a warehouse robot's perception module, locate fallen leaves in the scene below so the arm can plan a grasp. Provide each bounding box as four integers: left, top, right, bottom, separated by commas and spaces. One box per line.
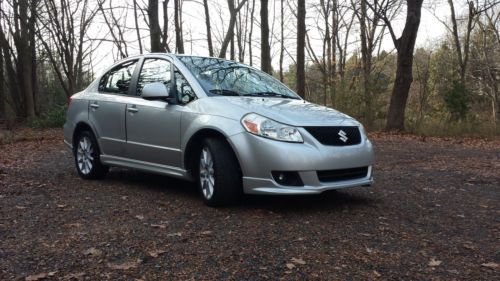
428, 258, 442, 267
107, 259, 142, 270
62, 272, 85, 280
481, 262, 498, 270
150, 224, 167, 229
25, 271, 57, 281
83, 247, 102, 257
285, 263, 295, 270
290, 257, 306, 265
148, 250, 168, 258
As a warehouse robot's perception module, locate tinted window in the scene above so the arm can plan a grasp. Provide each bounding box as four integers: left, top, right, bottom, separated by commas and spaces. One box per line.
137, 59, 172, 95
174, 67, 196, 104
99, 60, 137, 95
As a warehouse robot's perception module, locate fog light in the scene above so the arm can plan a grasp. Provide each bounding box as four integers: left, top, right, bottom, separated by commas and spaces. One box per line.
271, 171, 303, 186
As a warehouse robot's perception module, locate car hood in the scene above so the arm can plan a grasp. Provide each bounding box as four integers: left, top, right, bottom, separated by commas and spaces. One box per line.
196, 97, 360, 127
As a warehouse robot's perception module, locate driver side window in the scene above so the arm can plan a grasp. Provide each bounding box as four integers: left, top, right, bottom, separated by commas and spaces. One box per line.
136, 59, 172, 95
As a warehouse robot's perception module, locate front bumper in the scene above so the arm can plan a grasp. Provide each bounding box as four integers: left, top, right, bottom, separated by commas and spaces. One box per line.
228, 128, 374, 195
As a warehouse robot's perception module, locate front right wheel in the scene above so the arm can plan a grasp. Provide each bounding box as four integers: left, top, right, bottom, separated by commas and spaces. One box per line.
197, 138, 242, 206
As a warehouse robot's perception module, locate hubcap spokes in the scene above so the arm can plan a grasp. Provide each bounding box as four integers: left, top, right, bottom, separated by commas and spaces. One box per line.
77, 137, 93, 174
199, 148, 214, 199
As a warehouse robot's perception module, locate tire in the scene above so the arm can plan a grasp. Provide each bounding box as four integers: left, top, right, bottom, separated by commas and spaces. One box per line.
74, 130, 109, 180
197, 138, 242, 206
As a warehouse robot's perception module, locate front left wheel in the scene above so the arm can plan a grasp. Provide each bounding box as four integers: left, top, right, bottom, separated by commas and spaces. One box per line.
197, 138, 242, 206
74, 130, 109, 179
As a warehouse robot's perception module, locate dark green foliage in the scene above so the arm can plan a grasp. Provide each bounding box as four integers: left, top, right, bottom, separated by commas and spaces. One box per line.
27, 105, 67, 128
443, 81, 470, 121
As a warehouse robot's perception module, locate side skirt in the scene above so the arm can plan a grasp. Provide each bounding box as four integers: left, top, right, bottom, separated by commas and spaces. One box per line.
100, 155, 193, 181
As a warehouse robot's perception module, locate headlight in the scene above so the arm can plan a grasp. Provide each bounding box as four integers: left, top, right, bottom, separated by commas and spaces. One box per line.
241, 113, 303, 142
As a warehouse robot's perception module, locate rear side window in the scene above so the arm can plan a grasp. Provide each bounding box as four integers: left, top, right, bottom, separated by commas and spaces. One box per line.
136, 59, 172, 95
99, 60, 138, 95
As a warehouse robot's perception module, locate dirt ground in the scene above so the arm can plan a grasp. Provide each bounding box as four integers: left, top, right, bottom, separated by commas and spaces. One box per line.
0, 129, 499, 280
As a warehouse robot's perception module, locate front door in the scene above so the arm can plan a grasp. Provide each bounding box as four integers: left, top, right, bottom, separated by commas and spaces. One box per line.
125, 58, 182, 168
88, 59, 139, 157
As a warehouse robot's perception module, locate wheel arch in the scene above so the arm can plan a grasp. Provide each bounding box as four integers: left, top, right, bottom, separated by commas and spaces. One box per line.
72, 122, 96, 149
183, 128, 242, 177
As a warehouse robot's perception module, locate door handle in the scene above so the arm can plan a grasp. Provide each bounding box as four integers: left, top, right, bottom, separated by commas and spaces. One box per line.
127, 106, 138, 113
90, 103, 99, 109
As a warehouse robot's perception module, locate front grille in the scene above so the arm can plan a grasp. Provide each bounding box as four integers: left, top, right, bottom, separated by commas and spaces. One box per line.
317, 167, 368, 182
304, 126, 361, 146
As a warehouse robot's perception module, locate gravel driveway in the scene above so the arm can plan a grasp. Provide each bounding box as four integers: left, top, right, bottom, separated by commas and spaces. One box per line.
1, 129, 499, 280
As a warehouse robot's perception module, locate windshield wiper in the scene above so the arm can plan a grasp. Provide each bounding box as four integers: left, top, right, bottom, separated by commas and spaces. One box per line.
244, 91, 300, 99
209, 89, 241, 96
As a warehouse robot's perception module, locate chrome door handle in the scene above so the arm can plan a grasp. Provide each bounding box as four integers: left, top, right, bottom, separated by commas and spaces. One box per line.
127, 107, 138, 113
90, 103, 99, 109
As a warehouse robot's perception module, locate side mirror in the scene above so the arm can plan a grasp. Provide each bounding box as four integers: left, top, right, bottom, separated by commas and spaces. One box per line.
142, 82, 171, 101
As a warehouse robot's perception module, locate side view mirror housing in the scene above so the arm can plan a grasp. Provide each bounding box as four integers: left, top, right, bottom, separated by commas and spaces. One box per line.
141, 82, 173, 102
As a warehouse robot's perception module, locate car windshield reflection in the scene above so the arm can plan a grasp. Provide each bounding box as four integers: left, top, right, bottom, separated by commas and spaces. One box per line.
177, 56, 300, 99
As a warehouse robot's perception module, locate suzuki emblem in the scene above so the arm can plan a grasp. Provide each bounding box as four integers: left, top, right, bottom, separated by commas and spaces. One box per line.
338, 130, 348, 142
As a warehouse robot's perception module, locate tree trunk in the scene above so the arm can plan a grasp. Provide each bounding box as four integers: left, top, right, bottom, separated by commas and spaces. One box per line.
0, 24, 23, 116
359, 0, 373, 126
174, 0, 184, 53
260, 0, 272, 74
149, 0, 162, 52
0, 46, 4, 120
18, 0, 35, 118
279, 0, 284, 81
296, 0, 306, 98
248, 0, 255, 65
162, 0, 171, 52
134, 0, 143, 53
230, 33, 235, 60
385, 0, 423, 131
203, 0, 213, 56
219, 0, 248, 58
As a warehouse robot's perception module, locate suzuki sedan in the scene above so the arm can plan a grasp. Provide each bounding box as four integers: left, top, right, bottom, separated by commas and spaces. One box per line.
64, 54, 374, 206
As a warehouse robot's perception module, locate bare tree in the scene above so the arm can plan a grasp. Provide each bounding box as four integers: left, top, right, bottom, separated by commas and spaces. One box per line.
218, 0, 248, 58
372, 0, 424, 131
97, 0, 128, 58
133, 0, 143, 54
148, 0, 162, 52
279, 0, 285, 81
356, 0, 401, 126
162, 0, 171, 52
37, 0, 98, 98
174, 0, 184, 53
0, 0, 37, 118
296, 0, 306, 98
248, 0, 255, 65
0, 35, 4, 120
203, 0, 213, 56
260, 0, 272, 73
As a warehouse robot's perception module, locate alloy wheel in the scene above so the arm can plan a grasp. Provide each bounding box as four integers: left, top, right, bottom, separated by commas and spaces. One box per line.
199, 147, 215, 199
76, 136, 94, 175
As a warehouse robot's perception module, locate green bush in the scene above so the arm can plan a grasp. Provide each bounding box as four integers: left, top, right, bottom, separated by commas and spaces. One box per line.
443, 81, 471, 121
28, 105, 67, 128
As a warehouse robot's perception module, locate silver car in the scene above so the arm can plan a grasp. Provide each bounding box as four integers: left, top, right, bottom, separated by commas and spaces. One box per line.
64, 54, 374, 206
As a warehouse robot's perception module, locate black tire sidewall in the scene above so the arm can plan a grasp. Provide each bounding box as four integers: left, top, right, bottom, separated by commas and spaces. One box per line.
197, 138, 242, 206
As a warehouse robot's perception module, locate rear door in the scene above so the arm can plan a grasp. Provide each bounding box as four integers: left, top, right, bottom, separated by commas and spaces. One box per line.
88, 59, 139, 157
125, 58, 183, 168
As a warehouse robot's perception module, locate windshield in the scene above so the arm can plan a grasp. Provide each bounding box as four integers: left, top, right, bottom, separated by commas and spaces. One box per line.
177, 56, 300, 99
